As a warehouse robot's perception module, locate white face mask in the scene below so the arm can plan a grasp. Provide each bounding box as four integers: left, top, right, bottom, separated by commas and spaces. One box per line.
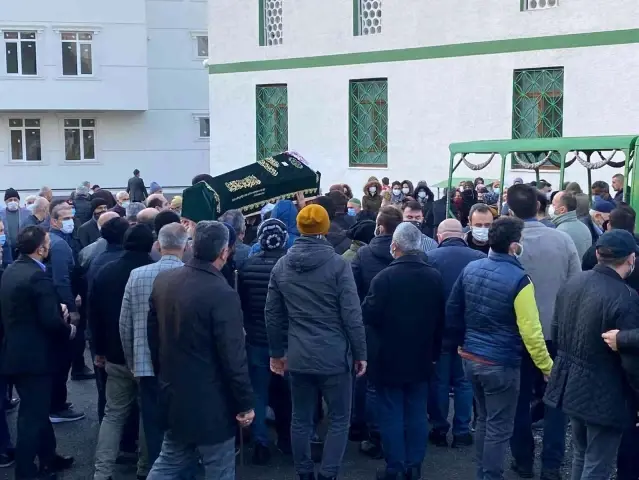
418, 191, 426, 199
26, 204, 36, 212
471, 227, 489, 243
548, 205, 556, 217
121, 201, 130, 209
61, 219, 75, 234
513, 242, 524, 258
6, 201, 19, 212
392, 189, 401, 196
402, 187, 409, 195
389, 242, 396, 259
368, 186, 377, 195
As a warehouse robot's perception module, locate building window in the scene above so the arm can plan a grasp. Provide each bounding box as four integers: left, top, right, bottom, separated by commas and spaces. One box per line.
259, 0, 283, 46
522, 0, 558, 11
512, 67, 564, 168
199, 117, 210, 138
355, 0, 382, 36
3, 31, 37, 75
61, 32, 93, 76
64, 119, 96, 161
256, 85, 288, 160
9, 118, 41, 161
195, 35, 208, 57
349, 79, 388, 167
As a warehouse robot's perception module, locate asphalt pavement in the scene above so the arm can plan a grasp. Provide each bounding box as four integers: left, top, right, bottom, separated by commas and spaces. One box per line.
0, 373, 577, 480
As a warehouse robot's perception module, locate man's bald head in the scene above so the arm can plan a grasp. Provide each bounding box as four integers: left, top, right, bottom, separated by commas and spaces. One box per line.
98, 211, 119, 228
137, 208, 159, 230
437, 218, 464, 241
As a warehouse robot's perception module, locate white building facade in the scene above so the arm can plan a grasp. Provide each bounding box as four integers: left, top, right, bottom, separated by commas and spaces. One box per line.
209, 0, 639, 192
0, 0, 209, 194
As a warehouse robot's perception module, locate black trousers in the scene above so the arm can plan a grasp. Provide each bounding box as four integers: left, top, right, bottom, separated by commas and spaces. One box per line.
13, 375, 56, 479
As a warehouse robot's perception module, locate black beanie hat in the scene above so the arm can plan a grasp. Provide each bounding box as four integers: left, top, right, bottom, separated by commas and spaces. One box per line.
123, 224, 154, 253
4, 188, 19, 201
91, 197, 108, 213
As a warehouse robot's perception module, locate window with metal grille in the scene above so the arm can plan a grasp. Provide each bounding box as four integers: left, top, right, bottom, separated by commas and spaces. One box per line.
522, 0, 558, 11
64, 119, 96, 161
511, 68, 563, 168
259, 0, 283, 46
354, 0, 382, 36
3, 31, 37, 75
9, 118, 41, 161
349, 79, 388, 167
61, 32, 93, 76
256, 85, 288, 160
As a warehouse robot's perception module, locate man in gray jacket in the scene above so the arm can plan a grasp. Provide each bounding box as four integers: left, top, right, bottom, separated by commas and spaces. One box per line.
507, 184, 581, 480
549, 190, 592, 260
266, 204, 367, 480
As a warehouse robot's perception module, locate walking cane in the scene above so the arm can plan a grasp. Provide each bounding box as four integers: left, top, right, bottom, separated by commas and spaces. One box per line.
238, 424, 245, 478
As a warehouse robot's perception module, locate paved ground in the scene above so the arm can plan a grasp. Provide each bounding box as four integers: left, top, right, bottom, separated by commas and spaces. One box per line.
0, 373, 577, 480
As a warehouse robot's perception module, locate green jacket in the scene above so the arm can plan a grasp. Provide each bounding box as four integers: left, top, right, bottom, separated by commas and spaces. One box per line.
342, 240, 365, 262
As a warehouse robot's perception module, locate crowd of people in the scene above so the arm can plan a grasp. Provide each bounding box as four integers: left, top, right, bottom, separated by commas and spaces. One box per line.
0, 167, 637, 480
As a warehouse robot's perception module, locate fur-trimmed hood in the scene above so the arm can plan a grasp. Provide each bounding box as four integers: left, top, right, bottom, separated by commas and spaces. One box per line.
363, 179, 382, 197
414, 181, 434, 202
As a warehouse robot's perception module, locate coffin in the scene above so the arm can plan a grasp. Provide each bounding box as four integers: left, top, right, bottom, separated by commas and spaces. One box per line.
182, 151, 321, 222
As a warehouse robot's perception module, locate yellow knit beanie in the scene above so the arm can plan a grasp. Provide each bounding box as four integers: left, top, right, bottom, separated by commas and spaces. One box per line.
296, 204, 330, 236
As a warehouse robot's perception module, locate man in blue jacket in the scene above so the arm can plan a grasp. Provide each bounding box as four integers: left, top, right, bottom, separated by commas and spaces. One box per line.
426, 218, 486, 448
47, 203, 86, 424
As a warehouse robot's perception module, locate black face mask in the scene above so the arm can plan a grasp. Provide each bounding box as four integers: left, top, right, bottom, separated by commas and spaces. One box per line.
408, 220, 423, 231
602, 220, 609, 232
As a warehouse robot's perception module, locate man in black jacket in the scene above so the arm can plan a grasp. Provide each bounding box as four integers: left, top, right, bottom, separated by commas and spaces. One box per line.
545, 230, 639, 480
0, 226, 75, 479
315, 196, 351, 255
72, 184, 93, 226
350, 205, 403, 457
77, 198, 108, 249
362, 222, 445, 480
91, 224, 154, 480
147, 221, 254, 479
238, 218, 290, 465
127, 169, 148, 203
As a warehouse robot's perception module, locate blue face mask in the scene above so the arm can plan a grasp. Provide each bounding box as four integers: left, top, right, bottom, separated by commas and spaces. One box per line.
347, 208, 356, 216
71, 208, 76, 217
0, 234, 5, 246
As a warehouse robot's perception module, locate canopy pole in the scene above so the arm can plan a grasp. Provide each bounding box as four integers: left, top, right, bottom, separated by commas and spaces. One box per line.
631, 145, 639, 231
622, 148, 631, 203
498, 153, 506, 213
535, 168, 540, 185
587, 168, 592, 207
558, 150, 566, 191
446, 152, 455, 218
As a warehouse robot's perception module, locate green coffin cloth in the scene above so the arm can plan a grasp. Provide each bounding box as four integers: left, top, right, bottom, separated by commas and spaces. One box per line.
182, 152, 321, 221
181, 181, 218, 222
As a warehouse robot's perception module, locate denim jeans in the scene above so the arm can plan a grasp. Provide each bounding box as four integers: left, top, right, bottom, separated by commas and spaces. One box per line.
376, 382, 429, 474
246, 344, 272, 446
510, 346, 565, 471
148, 433, 235, 480
351, 373, 368, 428
139, 376, 165, 469
463, 359, 519, 480
430, 351, 473, 436
570, 417, 622, 480
366, 381, 379, 433
290, 372, 352, 478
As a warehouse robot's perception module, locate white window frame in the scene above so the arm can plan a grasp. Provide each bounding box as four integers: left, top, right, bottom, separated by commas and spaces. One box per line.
59, 31, 94, 77
8, 117, 42, 162
192, 114, 210, 140
61, 117, 98, 162
1, 29, 42, 76
190, 31, 209, 59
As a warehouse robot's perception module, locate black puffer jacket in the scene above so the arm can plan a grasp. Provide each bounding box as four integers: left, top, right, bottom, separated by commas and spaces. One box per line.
544, 265, 639, 429
326, 222, 351, 255
351, 234, 393, 301
238, 249, 287, 346
74, 194, 93, 225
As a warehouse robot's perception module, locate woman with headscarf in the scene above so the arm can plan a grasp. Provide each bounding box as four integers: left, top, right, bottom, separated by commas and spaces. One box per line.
390, 181, 404, 205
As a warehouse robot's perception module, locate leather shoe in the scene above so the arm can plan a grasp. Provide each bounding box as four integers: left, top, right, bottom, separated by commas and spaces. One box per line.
45, 454, 74, 472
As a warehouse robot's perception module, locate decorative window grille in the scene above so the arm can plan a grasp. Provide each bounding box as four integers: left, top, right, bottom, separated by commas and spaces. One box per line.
511, 67, 564, 168
355, 0, 382, 36
349, 79, 388, 167
259, 0, 283, 46
9, 118, 41, 161
522, 0, 558, 11
256, 85, 288, 160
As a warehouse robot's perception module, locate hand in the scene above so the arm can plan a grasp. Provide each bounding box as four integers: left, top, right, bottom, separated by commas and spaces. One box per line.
94, 355, 106, 368
69, 312, 81, 326
354, 360, 367, 378
270, 357, 287, 376
602, 329, 620, 351
236, 409, 255, 428
75, 295, 82, 308
295, 191, 306, 209
60, 304, 69, 322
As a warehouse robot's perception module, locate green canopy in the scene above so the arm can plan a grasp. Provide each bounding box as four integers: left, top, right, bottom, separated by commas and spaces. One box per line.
182, 152, 321, 221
